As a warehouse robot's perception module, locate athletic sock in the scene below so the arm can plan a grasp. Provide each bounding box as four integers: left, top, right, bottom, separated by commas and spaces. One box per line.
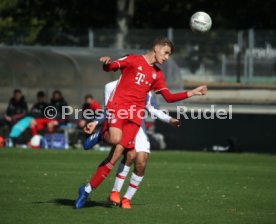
123, 173, 144, 200
112, 163, 130, 192
89, 161, 114, 189
30, 125, 37, 136
84, 183, 92, 194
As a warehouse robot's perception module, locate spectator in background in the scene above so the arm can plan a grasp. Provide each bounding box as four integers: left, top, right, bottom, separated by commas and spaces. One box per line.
29, 91, 58, 136
30, 91, 49, 118
4, 89, 28, 128
50, 90, 68, 124
78, 94, 102, 128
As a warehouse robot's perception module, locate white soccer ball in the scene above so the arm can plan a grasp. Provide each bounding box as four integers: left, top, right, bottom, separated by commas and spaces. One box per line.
190, 12, 212, 33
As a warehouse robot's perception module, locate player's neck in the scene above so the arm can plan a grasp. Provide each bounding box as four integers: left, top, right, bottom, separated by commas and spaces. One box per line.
143, 52, 156, 65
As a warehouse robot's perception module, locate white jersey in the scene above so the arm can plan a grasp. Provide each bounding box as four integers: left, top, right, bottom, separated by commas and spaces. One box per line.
105, 80, 172, 153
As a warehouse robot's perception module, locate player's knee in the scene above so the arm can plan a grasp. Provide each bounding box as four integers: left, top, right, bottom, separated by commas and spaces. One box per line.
108, 128, 122, 145
135, 161, 146, 176
126, 150, 136, 165
127, 150, 136, 160
109, 136, 121, 145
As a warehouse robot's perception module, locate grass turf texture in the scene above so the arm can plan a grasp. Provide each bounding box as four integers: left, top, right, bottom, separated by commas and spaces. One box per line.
0, 149, 275, 224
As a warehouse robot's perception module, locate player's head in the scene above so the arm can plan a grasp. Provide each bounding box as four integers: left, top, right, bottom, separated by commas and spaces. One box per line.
52, 90, 63, 100
13, 89, 23, 102
37, 91, 46, 102
85, 94, 93, 103
152, 37, 174, 64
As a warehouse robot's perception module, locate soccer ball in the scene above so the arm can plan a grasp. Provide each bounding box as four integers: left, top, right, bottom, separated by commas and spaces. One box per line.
190, 12, 212, 33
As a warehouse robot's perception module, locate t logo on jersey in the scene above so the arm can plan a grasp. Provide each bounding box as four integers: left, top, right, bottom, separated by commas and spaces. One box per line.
135, 72, 145, 85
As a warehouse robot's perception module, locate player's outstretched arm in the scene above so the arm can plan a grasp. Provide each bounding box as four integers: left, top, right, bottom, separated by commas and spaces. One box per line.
83, 108, 108, 134
145, 93, 181, 127
148, 106, 181, 128
100, 56, 112, 64
187, 85, 208, 97
99, 56, 128, 72
159, 85, 208, 103
146, 93, 171, 123
169, 118, 181, 128
84, 121, 98, 134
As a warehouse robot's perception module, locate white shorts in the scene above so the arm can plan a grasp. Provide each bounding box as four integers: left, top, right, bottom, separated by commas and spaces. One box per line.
135, 124, 150, 154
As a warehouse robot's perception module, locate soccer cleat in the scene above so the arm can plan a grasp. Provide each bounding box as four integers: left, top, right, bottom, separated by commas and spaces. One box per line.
75, 185, 89, 209
109, 191, 121, 205
121, 197, 131, 209
82, 128, 102, 150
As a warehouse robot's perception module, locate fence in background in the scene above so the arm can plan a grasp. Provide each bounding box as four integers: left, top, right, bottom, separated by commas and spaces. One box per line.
91, 29, 276, 84
1, 29, 276, 109
0, 47, 183, 108
2, 28, 275, 84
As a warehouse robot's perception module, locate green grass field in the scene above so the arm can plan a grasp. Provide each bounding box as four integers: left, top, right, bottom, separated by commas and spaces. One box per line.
0, 148, 275, 224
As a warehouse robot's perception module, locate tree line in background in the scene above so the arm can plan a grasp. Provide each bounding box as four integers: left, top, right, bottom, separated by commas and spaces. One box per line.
0, 0, 275, 45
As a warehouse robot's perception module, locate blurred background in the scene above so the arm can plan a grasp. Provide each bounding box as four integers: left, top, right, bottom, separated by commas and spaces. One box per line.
0, 0, 275, 153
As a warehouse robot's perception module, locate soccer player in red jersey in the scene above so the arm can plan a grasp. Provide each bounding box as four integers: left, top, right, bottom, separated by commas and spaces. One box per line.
75, 37, 207, 209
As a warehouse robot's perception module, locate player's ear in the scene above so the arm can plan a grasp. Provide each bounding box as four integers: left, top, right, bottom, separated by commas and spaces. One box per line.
153, 45, 159, 53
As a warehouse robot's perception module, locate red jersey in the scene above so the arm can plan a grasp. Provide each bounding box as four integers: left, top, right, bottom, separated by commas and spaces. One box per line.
105, 54, 168, 125
89, 100, 101, 111
82, 100, 101, 111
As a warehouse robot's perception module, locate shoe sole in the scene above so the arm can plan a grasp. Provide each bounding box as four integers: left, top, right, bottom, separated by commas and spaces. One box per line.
108, 197, 120, 206
120, 199, 131, 209
120, 204, 131, 209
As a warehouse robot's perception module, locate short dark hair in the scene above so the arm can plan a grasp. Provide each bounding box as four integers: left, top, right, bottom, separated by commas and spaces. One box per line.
13, 89, 22, 94
152, 37, 174, 53
85, 94, 93, 100
37, 91, 46, 98
52, 90, 62, 97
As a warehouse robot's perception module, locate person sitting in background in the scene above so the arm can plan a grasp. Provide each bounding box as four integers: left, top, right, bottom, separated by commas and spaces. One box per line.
50, 90, 69, 124
30, 91, 49, 118
4, 89, 28, 129
78, 94, 102, 128
29, 91, 58, 136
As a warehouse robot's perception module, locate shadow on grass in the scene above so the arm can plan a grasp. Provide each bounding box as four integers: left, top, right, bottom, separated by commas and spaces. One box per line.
32, 199, 113, 209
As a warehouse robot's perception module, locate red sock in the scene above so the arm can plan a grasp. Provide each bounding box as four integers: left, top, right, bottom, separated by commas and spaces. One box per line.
89, 161, 114, 189
30, 126, 37, 136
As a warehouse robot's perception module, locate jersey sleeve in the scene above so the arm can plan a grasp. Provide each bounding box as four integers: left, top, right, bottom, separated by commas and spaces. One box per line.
90, 100, 101, 110
152, 70, 189, 103
103, 55, 133, 72
145, 92, 172, 123
147, 105, 172, 124
104, 80, 118, 105
159, 89, 189, 103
